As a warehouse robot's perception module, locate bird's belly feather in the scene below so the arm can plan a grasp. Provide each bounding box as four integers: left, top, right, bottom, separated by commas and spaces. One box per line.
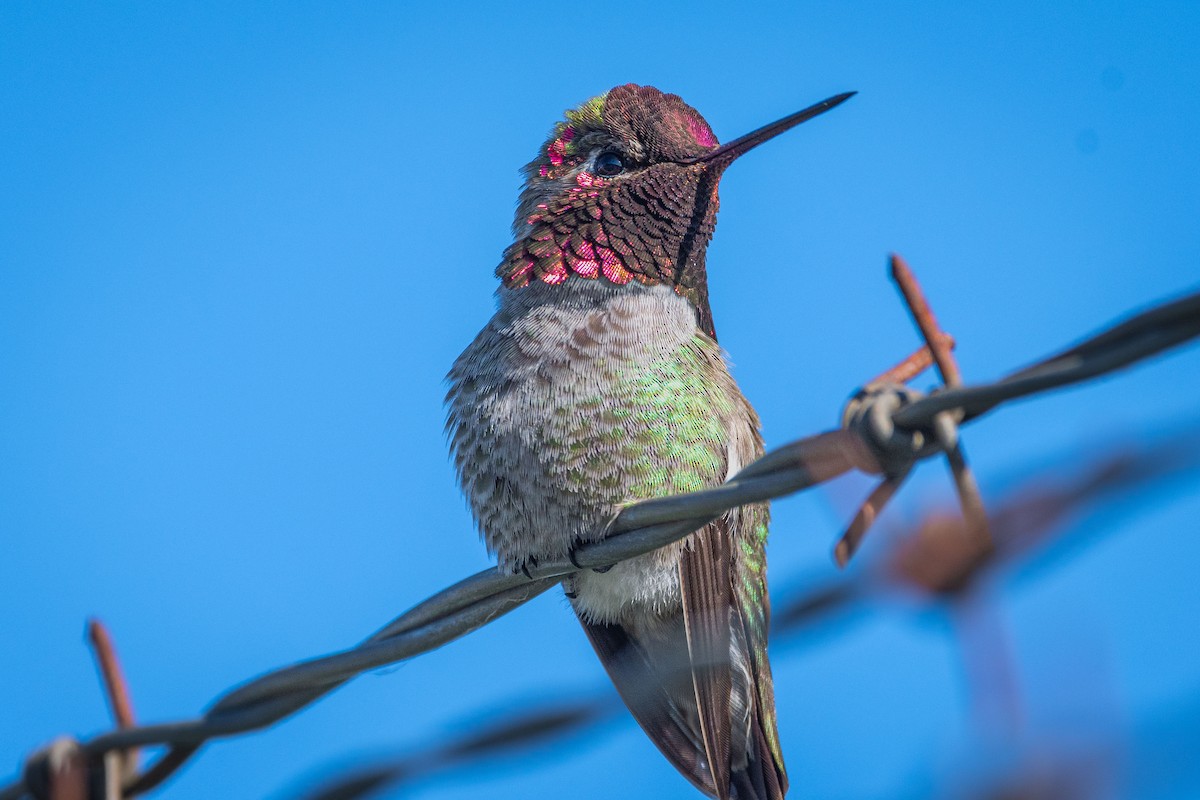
447, 282, 758, 622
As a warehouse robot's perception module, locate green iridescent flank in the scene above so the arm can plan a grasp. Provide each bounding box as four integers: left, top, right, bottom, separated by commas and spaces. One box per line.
620, 335, 733, 499
735, 509, 784, 769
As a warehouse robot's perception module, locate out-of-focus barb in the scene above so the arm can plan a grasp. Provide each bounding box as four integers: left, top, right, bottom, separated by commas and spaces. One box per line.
882, 433, 1200, 597
86, 620, 139, 788
15, 622, 139, 800
21, 739, 90, 800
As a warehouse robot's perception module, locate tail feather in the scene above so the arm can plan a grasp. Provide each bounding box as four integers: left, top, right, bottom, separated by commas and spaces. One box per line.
575, 510, 786, 798
578, 610, 786, 799
580, 618, 718, 796
730, 706, 786, 800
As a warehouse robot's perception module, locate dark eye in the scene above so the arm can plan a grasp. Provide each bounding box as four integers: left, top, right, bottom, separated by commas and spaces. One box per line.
594, 151, 625, 177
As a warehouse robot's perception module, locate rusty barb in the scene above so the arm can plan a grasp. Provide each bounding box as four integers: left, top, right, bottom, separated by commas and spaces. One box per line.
20, 622, 136, 800
835, 253, 993, 567
85, 621, 139, 788
2, 257, 1199, 800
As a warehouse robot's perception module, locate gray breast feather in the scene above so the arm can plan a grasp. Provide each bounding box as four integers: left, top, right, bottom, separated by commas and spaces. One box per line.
446, 279, 762, 622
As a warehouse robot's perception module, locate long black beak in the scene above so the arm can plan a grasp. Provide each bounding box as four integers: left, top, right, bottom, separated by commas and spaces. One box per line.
684, 91, 856, 166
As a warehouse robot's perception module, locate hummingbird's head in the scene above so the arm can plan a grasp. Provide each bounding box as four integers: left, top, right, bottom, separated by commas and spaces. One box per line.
511, 85, 720, 234
498, 85, 853, 336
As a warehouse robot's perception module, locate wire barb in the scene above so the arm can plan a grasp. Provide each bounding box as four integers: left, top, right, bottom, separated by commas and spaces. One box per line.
865, 333, 956, 388
86, 620, 137, 730
835, 254, 992, 567
891, 253, 993, 556
890, 253, 962, 387
85, 619, 139, 795
833, 471, 908, 567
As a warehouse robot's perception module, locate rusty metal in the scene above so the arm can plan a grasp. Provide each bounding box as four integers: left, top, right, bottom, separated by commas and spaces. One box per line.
865, 332, 955, 388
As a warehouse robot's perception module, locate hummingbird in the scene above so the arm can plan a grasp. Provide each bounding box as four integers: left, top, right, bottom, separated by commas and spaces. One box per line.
446, 85, 853, 799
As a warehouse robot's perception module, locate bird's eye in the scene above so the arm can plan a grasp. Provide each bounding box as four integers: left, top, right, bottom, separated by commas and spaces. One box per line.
594, 151, 625, 177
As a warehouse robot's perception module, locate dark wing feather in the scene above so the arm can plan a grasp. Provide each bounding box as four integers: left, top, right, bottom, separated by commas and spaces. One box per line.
580, 511, 786, 800
679, 519, 735, 799
578, 618, 718, 797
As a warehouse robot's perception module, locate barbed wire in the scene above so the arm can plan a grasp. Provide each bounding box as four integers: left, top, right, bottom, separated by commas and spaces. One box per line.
289, 429, 1200, 800
4, 256, 1198, 800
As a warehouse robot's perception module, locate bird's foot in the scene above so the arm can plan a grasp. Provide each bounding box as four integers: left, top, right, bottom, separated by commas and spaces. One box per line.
568, 541, 612, 573
516, 555, 539, 580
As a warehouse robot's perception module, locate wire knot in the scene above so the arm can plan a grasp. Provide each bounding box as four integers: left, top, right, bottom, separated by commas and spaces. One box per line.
842, 383, 929, 477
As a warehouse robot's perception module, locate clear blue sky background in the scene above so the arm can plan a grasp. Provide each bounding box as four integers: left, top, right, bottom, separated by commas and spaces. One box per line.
3, 3, 1199, 799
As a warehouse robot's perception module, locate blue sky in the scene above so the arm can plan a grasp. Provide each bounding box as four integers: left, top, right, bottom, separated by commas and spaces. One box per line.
2, 3, 1199, 799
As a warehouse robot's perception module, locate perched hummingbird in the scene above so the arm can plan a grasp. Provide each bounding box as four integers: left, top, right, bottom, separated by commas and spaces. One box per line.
447, 85, 853, 799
